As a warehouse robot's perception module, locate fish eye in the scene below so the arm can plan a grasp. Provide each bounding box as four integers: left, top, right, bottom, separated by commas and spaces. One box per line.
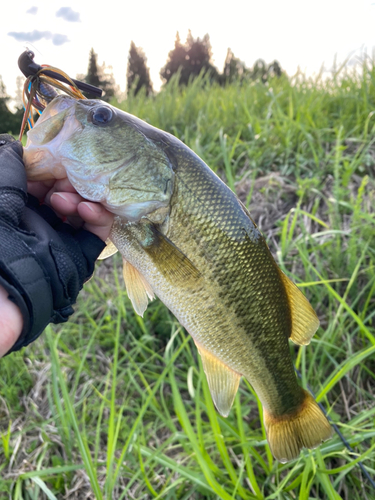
90, 106, 113, 125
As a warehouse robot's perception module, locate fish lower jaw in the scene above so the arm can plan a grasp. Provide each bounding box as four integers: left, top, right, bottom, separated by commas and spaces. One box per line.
24, 147, 67, 180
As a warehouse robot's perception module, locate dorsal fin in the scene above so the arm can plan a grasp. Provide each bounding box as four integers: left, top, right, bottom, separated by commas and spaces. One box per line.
279, 271, 320, 345
122, 258, 154, 316
195, 341, 241, 417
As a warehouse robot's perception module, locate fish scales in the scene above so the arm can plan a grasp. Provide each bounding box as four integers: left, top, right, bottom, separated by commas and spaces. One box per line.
164, 143, 302, 414
23, 95, 333, 462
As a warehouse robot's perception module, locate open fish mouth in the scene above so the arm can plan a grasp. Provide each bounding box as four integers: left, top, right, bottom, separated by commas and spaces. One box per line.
26, 96, 78, 145
23, 96, 83, 180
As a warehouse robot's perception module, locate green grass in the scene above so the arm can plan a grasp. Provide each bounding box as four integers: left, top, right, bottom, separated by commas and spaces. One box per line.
1, 63, 375, 499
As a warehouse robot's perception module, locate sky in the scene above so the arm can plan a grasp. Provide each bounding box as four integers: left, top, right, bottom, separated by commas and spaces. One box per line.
2, 0, 375, 103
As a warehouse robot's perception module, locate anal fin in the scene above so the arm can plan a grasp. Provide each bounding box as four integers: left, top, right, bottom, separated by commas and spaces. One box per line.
279, 271, 320, 346
122, 258, 154, 317
195, 342, 241, 417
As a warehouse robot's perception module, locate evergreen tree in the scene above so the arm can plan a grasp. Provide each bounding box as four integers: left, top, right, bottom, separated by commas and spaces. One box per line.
249, 59, 283, 82
86, 48, 101, 88
160, 33, 189, 84
251, 59, 268, 82
160, 31, 219, 85
83, 48, 117, 102
186, 32, 219, 81
267, 60, 282, 78
99, 65, 117, 102
126, 42, 153, 96
0, 76, 23, 135
221, 48, 249, 84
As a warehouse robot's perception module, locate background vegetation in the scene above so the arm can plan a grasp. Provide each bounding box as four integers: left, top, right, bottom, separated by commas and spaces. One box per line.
0, 32, 282, 133
0, 53, 374, 498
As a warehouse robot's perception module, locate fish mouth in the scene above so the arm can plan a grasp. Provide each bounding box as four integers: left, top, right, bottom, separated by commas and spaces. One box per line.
23, 96, 83, 180
27, 95, 78, 145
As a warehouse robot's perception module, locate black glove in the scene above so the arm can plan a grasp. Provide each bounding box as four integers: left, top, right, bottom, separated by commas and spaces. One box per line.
0, 134, 106, 354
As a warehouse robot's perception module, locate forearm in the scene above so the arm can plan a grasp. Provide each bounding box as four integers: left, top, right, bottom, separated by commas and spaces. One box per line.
0, 285, 23, 357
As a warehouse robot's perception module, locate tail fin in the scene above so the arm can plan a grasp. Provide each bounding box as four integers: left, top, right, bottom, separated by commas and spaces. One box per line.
263, 390, 333, 463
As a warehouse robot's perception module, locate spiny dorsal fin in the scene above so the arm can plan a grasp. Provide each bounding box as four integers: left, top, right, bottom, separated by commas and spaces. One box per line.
279, 271, 320, 346
98, 239, 118, 260
122, 258, 154, 316
195, 342, 241, 417
143, 225, 201, 285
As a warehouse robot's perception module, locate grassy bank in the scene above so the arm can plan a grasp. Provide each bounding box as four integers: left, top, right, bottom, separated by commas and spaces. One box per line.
1, 65, 374, 499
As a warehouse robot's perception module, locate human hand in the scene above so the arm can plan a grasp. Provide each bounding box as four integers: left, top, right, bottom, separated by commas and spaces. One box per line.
0, 134, 113, 356
27, 178, 114, 242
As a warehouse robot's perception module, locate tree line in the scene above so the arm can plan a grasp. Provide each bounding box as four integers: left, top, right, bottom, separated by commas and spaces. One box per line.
127, 31, 283, 95
0, 77, 23, 135
0, 32, 283, 134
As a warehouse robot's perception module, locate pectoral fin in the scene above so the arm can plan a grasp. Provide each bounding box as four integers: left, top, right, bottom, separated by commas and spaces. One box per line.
195, 342, 241, 417
98, 239, 118, 260
122, 258, 154, 316
279, 271, 320, 345
142, 225, 201, 285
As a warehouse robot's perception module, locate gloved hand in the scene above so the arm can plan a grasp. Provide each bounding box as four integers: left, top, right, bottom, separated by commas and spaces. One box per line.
0, 134, 106, 354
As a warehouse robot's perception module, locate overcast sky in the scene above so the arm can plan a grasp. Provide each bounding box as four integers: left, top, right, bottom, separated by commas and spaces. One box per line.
2, 0, 375, 101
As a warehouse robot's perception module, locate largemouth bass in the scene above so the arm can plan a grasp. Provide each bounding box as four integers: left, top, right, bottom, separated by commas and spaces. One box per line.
23, 95, 332, 462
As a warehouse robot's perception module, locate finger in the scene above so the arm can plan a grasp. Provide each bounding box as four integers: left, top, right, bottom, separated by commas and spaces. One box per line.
78, 202, 114, 241
50, 192, 84, 216
78, 202, 114, 226
49, 193, 85, 229
27, 180, 55, 200
44, 178, 77, 206
53, 178, 77, 193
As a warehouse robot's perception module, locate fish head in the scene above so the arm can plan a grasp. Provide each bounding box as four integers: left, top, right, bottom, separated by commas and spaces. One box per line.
24, 95, 81, 180
24, 95, 175, 222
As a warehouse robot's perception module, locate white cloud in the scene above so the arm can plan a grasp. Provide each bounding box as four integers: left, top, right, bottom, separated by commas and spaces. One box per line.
56, 7, 81, 22
26, 6, 38, 15
8, 30, 69, 46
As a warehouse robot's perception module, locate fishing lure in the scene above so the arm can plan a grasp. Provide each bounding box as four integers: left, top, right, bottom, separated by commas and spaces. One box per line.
17, 49, 102, 139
